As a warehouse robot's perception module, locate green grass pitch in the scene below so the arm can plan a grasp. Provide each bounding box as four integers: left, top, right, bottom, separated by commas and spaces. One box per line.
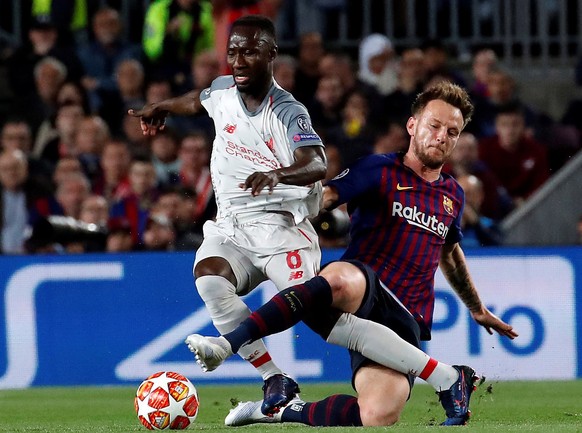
0, 380, 581, 432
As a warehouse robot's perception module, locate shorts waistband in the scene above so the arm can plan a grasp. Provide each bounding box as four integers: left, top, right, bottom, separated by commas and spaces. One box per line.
223, 211, 294, 226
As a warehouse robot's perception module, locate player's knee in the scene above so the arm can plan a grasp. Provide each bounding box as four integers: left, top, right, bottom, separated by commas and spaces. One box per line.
195, 275, 236, 303
194, 257, 236, 285
358, 402, 401, 427
319, 262, 366, 313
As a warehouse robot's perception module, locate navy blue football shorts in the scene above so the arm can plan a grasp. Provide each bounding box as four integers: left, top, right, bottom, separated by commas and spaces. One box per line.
341, 260, 421, 391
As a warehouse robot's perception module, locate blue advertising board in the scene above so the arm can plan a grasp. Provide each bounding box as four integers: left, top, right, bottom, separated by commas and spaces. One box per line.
0, 247, 580, 389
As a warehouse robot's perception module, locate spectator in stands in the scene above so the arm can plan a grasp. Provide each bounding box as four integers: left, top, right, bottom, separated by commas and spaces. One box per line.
0, 150, 51, 254
52, 156, 84, 188
165, 48, 220, 137
375, 47, 425, 129
421, 38, 466, 87
142, 212, 177, 251
327, 89, 375, 169
307, 74, 345, 141
190, 48, 220, 90
456, 174, 503, 248
372, 120, 408, 155
469, 48, 498, 98
77, 7, 142, 113
319, 51, 383, 121
115, 57, 147, 107
99, 58, 146, 136
273, 54, 297, 93
145, 76, 174, 107
445, 131, 513, 220
150, 186, 203, 250
36, 102, 85, 167
293, 31, 325, 105
8, 15, 83, 101
177, 132, 215, 227
479, 102, 550, 206
92, 139, 132, 205
109, 156, 159, 247
142, 0, 214, 88
144, 78, 193, 135
55, 80, 91, 112
29, 0, 92, 47
357, 33, 398, 96
77, 193, 110, 252
469, 66, 541, 139
105, 217, 134, 252
174, 187, 206, 249
1, 119, 34, 154
79, 194, 109, 228
1, 118, 52, 186
151, 129, 181, 187
16, 56, 68, 135
54, 172, 92, 220
75, 114, 111, 183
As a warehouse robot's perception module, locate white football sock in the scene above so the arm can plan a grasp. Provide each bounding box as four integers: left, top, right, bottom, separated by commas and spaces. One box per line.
327, 313, 458, 391
195, 275, 282, 380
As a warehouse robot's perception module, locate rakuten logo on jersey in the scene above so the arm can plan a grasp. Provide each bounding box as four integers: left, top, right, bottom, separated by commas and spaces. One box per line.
392, 202, 449, 238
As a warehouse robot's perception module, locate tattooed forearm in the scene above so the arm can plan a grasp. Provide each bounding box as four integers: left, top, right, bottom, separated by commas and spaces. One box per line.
440, 244, 484, 313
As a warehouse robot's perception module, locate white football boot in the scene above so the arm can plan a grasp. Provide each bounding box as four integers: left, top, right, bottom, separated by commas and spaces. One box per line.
184, 334, 233, 372
225, 397, 305, 426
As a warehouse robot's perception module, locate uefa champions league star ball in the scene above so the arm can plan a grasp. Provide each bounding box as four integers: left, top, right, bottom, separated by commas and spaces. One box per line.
135, 371, 199, 430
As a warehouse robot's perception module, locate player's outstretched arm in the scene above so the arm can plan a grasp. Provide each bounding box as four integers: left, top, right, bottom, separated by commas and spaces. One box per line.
240, 146, 327, 196
439, 243, 519, 339
128, 90, 201, 136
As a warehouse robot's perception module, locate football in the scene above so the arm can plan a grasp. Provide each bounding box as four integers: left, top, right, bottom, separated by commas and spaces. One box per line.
135, 371, 199, 430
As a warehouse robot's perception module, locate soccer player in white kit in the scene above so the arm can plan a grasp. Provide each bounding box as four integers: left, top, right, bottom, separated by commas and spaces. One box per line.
129, 15, 327, 415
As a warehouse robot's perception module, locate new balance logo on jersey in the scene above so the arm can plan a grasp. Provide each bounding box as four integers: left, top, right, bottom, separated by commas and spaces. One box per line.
288, 271, 304, 281
223, 124, 237, 133
392, 201, 450, 238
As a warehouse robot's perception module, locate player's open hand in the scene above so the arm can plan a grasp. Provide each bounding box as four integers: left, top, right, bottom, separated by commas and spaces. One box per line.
239, 171, 280, 196
471, 306, 519, 339
127, 104, 168, 136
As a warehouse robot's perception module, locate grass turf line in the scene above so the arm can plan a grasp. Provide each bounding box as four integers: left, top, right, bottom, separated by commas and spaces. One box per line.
0, 381, 581, 432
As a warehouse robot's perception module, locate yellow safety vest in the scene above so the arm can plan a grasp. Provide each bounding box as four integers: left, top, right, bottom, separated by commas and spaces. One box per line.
32, 0, 88, 32
143, 0, 214, 62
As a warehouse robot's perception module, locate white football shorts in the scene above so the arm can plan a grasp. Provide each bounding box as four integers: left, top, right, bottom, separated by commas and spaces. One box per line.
193, 213, 321, 295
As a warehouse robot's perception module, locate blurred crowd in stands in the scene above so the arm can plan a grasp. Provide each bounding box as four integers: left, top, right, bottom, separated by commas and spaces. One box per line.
0, 0, 581, 255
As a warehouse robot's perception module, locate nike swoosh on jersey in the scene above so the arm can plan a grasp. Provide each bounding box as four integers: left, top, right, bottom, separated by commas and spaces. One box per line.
396, 183, 414, 191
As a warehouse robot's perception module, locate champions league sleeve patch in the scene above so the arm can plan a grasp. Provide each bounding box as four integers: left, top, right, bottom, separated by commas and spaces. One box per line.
293, 133, 320, 142
296, 115, 311, 132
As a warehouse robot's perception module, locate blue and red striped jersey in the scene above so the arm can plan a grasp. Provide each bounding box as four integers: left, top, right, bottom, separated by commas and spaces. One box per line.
327, 153, 465, 339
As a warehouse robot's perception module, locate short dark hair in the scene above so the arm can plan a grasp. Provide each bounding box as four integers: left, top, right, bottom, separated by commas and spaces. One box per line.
411, 81, 474, 128
230, 15, 276, 45
495, 100, 525, 118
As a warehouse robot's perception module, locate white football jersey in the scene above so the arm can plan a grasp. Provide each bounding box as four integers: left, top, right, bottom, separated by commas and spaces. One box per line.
200, 76, 324, 224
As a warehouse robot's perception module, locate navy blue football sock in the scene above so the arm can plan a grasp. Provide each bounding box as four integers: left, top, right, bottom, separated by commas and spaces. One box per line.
281, 395, 362, 426
223, 276, 332, 353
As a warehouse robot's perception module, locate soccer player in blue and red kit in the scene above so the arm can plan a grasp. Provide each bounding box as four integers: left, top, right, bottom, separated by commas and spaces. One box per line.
186, 81, 519, 427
